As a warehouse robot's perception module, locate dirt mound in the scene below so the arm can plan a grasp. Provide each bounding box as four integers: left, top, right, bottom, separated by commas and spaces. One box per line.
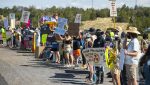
80, 17, 128, 31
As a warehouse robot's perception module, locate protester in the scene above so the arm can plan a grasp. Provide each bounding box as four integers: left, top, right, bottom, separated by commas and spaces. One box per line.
59, 33, 74, 67
93, 30, 105, 84
120, 32, 128, 85
124, 27, 141, 85
51, 34, 60, 63
139, 45, 150, 85
73, 37, 81, 68
141, 33, 149, 53
84, 33, 94, 82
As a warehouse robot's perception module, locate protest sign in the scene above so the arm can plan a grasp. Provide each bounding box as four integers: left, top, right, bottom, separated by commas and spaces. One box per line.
57, 18, 68, 29
58, 18, 68, 25
9, 13, 15, 19
82, 48, 105, 66
74, 14, 81, 23
110, 1, 117, 17
68, 23, 80, 36
54, 27, 66, 35
4, 18, 9, 30
10, 19, 15, 29
20, 11, 30, 23
58, 23, 65, 29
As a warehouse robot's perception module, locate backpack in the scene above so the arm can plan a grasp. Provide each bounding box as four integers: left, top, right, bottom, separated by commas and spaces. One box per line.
93, 36, 105, 48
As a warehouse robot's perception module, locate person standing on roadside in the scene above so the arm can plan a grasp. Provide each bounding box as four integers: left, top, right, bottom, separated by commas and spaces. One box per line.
124, 27, 141, 85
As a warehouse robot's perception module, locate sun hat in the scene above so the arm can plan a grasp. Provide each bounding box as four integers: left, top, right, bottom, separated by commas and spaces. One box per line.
125, 27, 140, 34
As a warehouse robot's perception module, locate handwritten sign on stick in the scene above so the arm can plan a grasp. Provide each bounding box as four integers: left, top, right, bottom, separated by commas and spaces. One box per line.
68, 23, 80, 36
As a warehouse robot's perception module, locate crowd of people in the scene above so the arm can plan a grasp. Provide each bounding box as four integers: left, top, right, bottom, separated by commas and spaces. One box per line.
0, 14, 150, 85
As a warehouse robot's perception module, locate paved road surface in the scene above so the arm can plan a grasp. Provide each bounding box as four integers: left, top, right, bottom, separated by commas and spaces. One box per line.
0, 48, 113, 85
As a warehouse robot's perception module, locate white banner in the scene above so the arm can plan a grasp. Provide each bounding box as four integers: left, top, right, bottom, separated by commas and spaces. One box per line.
10, 19, 15, 29
9, 13, 15, 19
20, 11, 30, 23
110, 1, 117, 17
74, 14, 81, 23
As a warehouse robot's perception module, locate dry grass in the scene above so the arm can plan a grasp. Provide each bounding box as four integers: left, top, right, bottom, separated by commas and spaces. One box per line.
80, 17, 129, 31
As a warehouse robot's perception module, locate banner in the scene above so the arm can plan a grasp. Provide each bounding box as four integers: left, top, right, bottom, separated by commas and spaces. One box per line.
82, 48, 105, 66
20, 11, 30, 23
10, 19, 15, 29
68, 23, 80, 36
74, 14, 81, 23
4, 18, 9, 30
110, 1, 117, 17
9, 13, 15, 19
54, 27, 66, 35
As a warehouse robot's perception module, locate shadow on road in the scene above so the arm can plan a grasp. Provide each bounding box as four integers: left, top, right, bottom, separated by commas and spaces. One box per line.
50, 73, 87, 85
0, 74, 8, 85
20, 59, 89, 85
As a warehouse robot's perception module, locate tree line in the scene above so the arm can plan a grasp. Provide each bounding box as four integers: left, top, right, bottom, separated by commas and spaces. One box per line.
0, 5, 150, 33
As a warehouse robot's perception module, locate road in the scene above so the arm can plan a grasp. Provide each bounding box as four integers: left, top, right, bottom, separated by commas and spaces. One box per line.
0, 47, 112, 85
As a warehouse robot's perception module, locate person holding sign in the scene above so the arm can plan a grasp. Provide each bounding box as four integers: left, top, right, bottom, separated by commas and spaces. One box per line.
93, 31, 105, 84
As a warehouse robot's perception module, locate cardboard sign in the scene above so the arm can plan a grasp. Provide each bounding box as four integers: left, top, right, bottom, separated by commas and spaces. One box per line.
74, 14, 81, 23
4, 18, 9, 30
20, 11, 30, 23
9, 13, 15, 19
82, 48, 105, 66
54, 27, 66, 35
110, 1, 117, 17
68, 23, 80, 36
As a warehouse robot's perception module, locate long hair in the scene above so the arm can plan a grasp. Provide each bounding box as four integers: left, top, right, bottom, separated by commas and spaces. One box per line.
139, 45, 150, 66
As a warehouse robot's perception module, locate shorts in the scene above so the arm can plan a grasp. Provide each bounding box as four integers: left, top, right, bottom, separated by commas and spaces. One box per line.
111, 65, 120, 75
64, 47, 72, 54
51, 48, 59, 51
125, 65, 137, 80
73, 49, 81, 57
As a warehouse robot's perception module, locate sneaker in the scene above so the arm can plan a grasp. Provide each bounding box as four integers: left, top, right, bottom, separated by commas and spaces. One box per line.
70, 64, 75, 67
64, 64, 70, 67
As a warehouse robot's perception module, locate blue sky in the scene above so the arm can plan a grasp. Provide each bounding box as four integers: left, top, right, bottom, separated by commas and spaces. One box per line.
0, 0, 150, 9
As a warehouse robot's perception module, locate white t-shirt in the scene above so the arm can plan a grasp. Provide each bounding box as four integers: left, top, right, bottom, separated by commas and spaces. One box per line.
125, 38, 140, 65
91, 35, 97, 42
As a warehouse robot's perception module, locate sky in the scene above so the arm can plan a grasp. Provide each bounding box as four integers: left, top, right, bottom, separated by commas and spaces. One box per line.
0, 0, 150, 9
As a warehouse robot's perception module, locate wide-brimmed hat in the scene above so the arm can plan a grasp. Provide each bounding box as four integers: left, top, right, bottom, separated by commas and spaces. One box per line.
126, 27, 140, 34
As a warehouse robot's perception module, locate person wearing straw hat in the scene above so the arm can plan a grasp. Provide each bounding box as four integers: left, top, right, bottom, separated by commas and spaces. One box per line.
124, 27, 140, 85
